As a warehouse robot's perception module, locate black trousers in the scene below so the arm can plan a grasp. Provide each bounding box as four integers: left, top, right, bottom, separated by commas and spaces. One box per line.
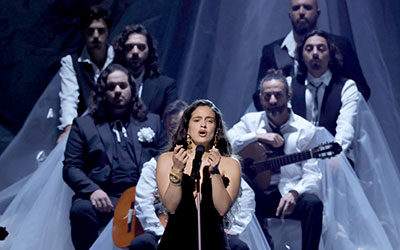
227, 234, 250, 250
255, 187, 323, 250
69, 197, 118, 250
70, 197, 161, 250
130, 231, 160, 250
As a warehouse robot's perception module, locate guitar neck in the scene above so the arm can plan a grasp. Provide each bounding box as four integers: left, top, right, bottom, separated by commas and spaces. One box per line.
255, 149, 314, 173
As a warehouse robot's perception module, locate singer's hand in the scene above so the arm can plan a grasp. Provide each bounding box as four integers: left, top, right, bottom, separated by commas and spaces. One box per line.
207, 147, 221, 170
90, 189, 113, 212
172, 145, 188, 172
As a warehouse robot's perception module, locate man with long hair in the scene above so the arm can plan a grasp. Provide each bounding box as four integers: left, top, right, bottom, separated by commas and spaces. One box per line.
293, 30, 359, 155
63, 63, 167, 250
113, 24, 177, 117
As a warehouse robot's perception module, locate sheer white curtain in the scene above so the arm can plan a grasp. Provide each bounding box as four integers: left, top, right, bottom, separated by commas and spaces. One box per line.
177, 0, 400, 166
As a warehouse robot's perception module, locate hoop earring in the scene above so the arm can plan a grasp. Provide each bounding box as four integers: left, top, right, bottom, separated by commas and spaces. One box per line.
213, 130, 219, 148
186, 133, 193, 150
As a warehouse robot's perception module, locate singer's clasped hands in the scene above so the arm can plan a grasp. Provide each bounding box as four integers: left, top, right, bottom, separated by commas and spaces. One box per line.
171, 144, 222, 181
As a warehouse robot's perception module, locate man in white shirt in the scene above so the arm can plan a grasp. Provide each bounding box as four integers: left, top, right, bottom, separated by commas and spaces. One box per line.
228, 69, 323, 250
57, 6, 114, 143
292, 30, 359, 155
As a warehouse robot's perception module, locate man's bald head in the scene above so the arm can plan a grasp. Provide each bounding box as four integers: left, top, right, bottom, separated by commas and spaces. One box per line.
289, 0, 320, 35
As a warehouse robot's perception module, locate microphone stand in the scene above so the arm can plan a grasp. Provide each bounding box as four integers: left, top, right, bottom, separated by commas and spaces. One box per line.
192, 160, 202, 250
191, 145, 204, 250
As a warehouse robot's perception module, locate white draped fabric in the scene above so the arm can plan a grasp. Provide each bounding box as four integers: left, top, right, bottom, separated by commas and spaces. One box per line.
0, 137, 74, 250
352, 97, 400, 248
318, 130, 393, 250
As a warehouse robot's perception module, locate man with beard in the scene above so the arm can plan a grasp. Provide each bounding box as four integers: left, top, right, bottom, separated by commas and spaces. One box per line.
292, 30, 359, 156
63, 64, 167, 250
228, 69, 323, 250
252, 0, 369, 111
112, 24, 177, 117
57, 6, 114, 143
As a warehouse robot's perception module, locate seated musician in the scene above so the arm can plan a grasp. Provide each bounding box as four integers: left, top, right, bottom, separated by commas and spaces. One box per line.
227, 69, 323, 250
135, 100, 254, 250
62, 63, 167, 250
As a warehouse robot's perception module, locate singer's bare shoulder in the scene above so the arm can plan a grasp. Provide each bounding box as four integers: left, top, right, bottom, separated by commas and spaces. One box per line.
219, 156, 241, 175
159, 151, 174, 159
156, 152, 174, 194
157, 151, 174, 167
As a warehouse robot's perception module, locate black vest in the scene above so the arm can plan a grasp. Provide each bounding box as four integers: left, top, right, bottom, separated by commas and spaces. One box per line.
71, 54, 96, 116
291, 75, 347, 136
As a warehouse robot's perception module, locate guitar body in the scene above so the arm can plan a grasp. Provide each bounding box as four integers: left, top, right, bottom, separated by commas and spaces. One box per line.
238, 141, 276, 190
238, 141, 342, 191
238, 141, 274, 163
112, 187, 170, 248
112, 186, 137, 248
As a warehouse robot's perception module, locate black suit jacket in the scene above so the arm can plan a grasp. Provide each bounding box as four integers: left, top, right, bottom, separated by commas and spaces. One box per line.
63, 113, 167, 198
254, 33, 370, 110
141, 75, 178, 117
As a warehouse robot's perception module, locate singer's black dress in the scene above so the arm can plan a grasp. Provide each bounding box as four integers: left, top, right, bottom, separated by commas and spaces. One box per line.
157, 171, 230, 250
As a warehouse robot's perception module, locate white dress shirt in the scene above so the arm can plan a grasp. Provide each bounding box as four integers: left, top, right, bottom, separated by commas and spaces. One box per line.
58, 46, 114, 130
281, 30, 296, 59
135, 158, 165, 236
281, 30, 299, 75
227, 111, 322, 196
289, 70, 359, 152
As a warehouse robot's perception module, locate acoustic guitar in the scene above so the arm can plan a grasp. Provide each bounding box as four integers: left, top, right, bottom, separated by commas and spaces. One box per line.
112, 187, 168, 248
238, 141, 342, 190
112, 186, 137, 248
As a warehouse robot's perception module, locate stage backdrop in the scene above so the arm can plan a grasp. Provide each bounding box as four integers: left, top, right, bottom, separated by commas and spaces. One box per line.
1, 0, 400, 167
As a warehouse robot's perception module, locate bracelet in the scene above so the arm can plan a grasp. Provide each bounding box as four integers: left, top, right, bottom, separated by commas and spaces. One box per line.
209, 163, 220, 175
169, 171, 182, 185
171, 165, 184, 173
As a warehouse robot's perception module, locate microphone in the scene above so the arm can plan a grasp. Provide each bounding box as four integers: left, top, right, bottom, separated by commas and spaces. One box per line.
191, 145, 205, 180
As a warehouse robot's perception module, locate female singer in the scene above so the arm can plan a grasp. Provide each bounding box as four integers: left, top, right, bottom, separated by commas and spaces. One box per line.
156, 99, 241, 250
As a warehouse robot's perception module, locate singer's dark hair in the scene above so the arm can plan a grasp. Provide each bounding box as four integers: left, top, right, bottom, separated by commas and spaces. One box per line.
169, 99, 232, 156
